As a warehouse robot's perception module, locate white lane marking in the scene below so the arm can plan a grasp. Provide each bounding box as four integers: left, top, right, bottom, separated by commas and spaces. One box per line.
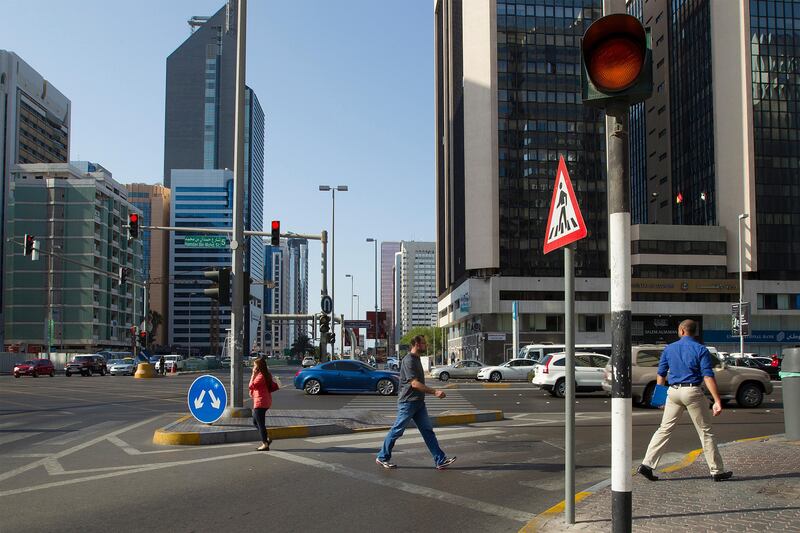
44, 458, 146, 476
269, 451, 535, 523
0, 433, 38, 446
328, 429, 501, 450
5, 454, 52, 458
0, 450, 262, 497
35, 421, 121, 446
0, 422, 23, 429
0, 415, 164, 484
307, 426, 468, 444
108, 435, 255, 455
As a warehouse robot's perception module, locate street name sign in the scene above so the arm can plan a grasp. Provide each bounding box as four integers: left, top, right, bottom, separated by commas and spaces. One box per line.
188, 375, 227, 424
731, 302, 751, 336
184, 235, 228, 248
543, 156, 587, 254
344, 320, 372, 329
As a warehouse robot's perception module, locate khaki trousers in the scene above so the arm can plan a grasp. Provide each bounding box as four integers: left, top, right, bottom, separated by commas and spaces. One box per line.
642, 385, 724, 474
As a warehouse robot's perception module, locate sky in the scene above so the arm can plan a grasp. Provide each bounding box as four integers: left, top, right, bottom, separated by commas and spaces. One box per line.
4, 0, 435, 324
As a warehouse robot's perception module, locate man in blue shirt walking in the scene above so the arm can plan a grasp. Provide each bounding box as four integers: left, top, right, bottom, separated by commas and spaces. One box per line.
638, 319, 733, 482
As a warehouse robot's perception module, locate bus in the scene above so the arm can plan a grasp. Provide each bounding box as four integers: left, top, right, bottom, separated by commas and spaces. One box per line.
518, 343, 612, 363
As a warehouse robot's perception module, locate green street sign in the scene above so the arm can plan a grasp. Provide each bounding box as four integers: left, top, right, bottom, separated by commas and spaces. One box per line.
184, 236, 228, 248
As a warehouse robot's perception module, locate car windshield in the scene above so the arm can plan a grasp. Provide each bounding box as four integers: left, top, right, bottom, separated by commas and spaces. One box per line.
108, 360, 123, 365
22, 360, 35, 365
74, 356, 92, 362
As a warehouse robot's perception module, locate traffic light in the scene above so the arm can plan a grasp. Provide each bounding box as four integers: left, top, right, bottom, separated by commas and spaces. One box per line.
271, 220, 280, 246
328, 332, 336, 345
24, 234, 38, 260
128, 213, 140, 240
319, 313, 330, 334
581, 14, 652, 110
204, 267, 231, 305
119, 267, 128, 285
138, 330, 148, 346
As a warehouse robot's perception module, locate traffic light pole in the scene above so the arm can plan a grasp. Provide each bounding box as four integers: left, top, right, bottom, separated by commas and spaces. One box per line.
227, 0, 247, 416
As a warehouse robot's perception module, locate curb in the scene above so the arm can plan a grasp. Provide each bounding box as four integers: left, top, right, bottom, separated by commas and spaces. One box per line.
152, 410, 504, 446
519, 434, 777, 532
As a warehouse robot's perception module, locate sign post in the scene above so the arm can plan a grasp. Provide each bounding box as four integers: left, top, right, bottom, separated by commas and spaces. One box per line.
543, 155, 588, 524
512, 301, 520, 359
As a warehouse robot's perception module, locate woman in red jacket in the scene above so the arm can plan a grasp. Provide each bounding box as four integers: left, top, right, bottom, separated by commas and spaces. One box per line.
249, 357, 275, 451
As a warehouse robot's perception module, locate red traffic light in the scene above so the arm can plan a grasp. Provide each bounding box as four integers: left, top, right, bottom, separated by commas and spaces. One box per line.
129, 213, 138, 223
271, 220, 280, 246
582, 14, 650, 94
271, 220, 279, 231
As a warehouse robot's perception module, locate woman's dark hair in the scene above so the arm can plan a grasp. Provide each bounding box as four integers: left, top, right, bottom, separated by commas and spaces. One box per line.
254, 357, 271, 380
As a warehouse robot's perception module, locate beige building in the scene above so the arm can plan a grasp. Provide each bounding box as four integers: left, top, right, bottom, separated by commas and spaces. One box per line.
125, 184, 171, 347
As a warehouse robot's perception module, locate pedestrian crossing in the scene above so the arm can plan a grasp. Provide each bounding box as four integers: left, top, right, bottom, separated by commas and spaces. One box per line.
343, 390, 475, 413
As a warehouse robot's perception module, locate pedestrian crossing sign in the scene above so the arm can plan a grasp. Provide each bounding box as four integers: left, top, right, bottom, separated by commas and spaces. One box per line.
543, 156, 587, 254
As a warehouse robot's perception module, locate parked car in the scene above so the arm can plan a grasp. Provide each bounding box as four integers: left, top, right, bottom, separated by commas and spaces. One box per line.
725, 356, 781, 380
294, 360, 399, 396
531, 352, 610, 398
601, 344, 773, 408
65, 355, 107, 377
109, 358, 137, 376
220, 357, 231, 368
301, 356, 317, 368
386, 357, 400, 371
430, 359, 485, 381
477, 358, 538, 382
13, 359, 55, 378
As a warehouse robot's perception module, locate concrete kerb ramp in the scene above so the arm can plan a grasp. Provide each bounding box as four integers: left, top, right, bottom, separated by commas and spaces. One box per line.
153, 409, 505, 446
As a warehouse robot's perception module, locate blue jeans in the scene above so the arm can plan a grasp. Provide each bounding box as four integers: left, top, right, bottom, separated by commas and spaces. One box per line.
377, 400, 446, 466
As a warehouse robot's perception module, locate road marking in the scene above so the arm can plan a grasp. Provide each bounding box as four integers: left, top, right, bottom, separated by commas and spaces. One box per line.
0, 415, 164, 484
0, 433, 38, 446
5, 454, 52, 458
324, 429, 502, 450
268, 451, 535, 523
35, 421, 121, 446
0, 449, 262, 497
108, 435, 255, 455
307, 426, 468, 444
43, 457, 146, 476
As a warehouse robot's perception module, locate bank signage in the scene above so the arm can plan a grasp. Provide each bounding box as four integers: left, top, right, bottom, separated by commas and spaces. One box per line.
703, 330, 800, 344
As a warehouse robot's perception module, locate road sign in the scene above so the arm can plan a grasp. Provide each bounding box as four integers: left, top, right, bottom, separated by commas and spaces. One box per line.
321, 295, 333, 314
187, 375, 227, 424
344, 320, 372, 329
543, 156, 588, 254
731, 302, 751, 336
185, 235, 228, 248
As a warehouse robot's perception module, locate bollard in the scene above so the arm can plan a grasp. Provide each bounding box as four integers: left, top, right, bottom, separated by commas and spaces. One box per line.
780, 347, 800, 441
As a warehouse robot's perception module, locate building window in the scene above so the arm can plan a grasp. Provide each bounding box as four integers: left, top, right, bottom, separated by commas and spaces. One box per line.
580, 315, 605, 332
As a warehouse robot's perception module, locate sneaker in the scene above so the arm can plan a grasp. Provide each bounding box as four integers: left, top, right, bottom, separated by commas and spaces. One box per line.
436, 456, 457, 470
712, 471, 733, 482
375, 458, 397, 469
637, 464, 658, 481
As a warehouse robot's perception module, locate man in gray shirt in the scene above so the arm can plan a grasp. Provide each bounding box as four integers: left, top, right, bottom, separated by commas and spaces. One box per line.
376, 335, 456, 469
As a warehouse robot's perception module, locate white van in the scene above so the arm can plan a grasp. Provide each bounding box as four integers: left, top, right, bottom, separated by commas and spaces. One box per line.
519, 343, 612, 363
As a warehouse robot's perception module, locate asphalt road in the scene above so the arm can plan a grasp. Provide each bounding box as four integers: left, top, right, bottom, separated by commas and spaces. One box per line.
0, 369, 787, 532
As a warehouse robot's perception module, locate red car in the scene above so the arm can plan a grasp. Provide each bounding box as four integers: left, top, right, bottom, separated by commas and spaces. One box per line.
13, 359, 56, 378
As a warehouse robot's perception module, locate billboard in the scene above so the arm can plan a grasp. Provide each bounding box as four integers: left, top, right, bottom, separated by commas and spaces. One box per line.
366, 311, 387, 340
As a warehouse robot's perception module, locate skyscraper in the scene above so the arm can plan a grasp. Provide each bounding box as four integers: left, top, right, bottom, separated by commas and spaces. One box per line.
380, 241, 401, 347
285, 238, 309, 346
263, 242, 286, 355
0, 50, 70, 349
398, 241, 437, 337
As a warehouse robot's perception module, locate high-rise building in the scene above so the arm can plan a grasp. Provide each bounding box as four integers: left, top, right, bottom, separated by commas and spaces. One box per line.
435, 1, 610, 362
285, 238, 309, 346
393, 251, 402, 350
4, 162, 143, 353
164, 4, 265, 353
626, 0, 800, 354
126, 184, 171, 346
398, 241, 437, 337
261, 239, 309, 354
380, 241, 401, 347
0, 50, 71, 348
263, 242, 286, 355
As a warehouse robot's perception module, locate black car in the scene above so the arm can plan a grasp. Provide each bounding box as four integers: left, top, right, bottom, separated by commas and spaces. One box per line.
725, 356, 781, 380
65, 355, 108, 377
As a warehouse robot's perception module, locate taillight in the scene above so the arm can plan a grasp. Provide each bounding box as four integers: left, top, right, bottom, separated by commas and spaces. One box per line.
543, 359, 551, 374
295, 370, 301, 377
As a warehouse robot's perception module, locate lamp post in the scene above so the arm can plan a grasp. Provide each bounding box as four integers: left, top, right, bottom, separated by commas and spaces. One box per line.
366, 238, 378, 354
345, 274, 354, 321
354, 295, 360, 319
319, 185, 348, 358
738, 213, 749, 356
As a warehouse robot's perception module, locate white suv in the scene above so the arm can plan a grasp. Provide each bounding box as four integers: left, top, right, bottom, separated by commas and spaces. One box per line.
531, 352, 610, 398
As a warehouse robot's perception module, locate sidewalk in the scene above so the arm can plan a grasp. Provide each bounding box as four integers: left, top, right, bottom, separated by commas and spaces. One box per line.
528, 435, 800, 532
153, 408, 504, 446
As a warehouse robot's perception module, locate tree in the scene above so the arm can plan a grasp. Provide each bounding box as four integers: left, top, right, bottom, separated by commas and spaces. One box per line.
146, 310, 163, 348
399, 326, 446, 357
290, 334, 314, 357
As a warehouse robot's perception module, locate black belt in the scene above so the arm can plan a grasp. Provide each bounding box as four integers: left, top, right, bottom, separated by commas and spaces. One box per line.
671, 383, 701, 388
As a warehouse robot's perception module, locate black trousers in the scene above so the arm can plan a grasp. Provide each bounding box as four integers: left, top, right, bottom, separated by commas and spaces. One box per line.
252, 408, 269, 442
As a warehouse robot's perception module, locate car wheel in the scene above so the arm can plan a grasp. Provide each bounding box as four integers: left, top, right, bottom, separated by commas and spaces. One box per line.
50, 370, 55, 377
554, 379, 566, 399
14, 373, 20, 378
65, 371, 71, 377
99, 368, 106, 376
736, 382, 763, 408
642, 383, 656, 408
439, 372, 450, 382
32, 370, 38, 378
304, 379, 322, 395
489, 371, 502, 382
377, 379, 396, 396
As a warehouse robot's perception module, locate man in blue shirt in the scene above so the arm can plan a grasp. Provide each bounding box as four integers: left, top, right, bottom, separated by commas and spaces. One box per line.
637, 319, 733, 482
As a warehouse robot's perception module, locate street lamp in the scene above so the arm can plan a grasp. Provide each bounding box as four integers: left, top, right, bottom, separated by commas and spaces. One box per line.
319, 184, 348, 358
738, 213, 749, 357
354, 294, 360, 319
366, 237, 378, 353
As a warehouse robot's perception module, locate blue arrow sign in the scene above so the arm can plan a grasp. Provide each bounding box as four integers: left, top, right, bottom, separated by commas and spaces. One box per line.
187, 375, 227, 424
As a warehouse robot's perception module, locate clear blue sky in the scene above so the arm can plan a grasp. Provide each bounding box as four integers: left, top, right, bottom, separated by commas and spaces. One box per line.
4, 0, 435, 321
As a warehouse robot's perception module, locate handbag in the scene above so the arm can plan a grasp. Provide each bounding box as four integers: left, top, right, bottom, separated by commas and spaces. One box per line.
268, 377, 280, 393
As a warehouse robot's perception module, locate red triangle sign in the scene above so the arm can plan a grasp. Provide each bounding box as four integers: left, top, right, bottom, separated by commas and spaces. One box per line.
543, 156, 587, 255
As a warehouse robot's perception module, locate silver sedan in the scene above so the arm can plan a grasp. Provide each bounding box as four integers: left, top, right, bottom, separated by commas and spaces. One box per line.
430, 360, 485, 381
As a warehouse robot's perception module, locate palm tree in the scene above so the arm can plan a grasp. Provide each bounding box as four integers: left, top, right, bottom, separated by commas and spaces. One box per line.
291, 334, 314, 357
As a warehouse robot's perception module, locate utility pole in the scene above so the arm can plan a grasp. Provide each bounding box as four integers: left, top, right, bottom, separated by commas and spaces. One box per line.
227, 0, 247, 416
